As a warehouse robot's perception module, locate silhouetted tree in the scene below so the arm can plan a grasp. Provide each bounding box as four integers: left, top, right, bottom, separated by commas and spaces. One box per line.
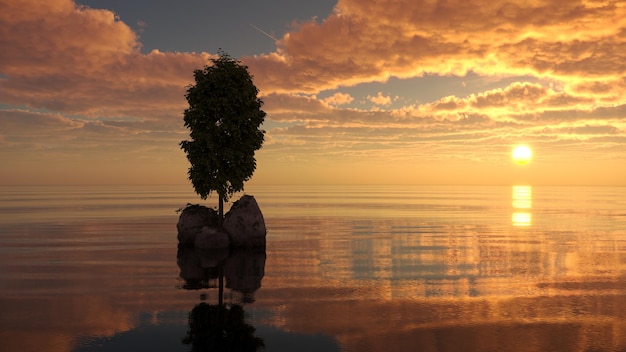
180, 51, 265, 221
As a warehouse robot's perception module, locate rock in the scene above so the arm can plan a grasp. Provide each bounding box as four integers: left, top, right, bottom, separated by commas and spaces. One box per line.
177, 205, 219, 246
223, 195, 266, 247
194, 226, 230, 249
177, 195, 266, 249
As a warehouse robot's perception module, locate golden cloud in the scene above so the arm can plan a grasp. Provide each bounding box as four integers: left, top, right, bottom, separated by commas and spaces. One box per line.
368, 92, 393, 106
0, 0, 211, 119
245, 0, 626, 95
1, 0, 625, 185
322, 92, 355, 106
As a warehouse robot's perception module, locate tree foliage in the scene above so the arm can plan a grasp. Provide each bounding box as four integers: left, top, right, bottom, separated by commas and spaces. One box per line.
180, 52, 265, 205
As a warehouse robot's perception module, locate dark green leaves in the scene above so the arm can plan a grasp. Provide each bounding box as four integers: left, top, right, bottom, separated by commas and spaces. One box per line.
180, 52, 265, 202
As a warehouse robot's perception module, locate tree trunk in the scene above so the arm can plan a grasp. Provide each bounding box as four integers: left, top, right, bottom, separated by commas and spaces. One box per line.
218, 265, 224, 306
218, 196, 224, 226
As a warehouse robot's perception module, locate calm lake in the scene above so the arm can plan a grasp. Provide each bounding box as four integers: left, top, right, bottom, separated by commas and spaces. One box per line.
1, 185, 626, 351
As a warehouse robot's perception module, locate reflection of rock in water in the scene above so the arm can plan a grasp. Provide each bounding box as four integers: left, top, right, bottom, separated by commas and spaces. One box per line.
178, 247, 266, 351
223, 248, 265, 303
177, 246, 266, 302
182, 303, 264, 352
177, 247, 229, 290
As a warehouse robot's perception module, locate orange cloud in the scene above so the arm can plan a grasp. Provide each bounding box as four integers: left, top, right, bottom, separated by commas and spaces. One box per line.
0, 0, 211, 120
322, 92, 355, 106
245, 0, 626, 94
368, 92, 392, 106
1, 0, 625, 186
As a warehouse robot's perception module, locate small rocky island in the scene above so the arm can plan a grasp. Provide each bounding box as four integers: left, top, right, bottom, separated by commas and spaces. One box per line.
177, 195, 266, 249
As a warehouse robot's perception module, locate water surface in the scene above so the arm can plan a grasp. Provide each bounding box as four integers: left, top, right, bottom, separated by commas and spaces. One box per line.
1, 185, 626, 351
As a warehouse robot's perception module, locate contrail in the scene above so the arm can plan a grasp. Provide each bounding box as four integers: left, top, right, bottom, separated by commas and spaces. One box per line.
249, 24, 279, 42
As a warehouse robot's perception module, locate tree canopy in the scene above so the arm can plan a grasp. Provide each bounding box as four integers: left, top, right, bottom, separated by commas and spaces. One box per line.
180, 52, 265, 211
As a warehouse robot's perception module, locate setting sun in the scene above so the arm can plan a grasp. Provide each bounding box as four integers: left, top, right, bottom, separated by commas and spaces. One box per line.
512, 145, 532, 165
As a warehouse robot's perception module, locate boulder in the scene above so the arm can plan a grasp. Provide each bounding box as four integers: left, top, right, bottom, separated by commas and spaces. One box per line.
177, 205, 219, 246
223, 195, 266, 247
195, 226, 230, 249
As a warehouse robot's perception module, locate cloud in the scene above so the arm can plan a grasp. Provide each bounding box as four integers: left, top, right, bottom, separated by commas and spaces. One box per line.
263, 93, 330, 122
368, 92, 392, 106
322, 92, 354, 106
0, 108, 184, 158
3, 0, 625, 126
400, 82, 601, 122
1, 0, 625, 185
245, 0, 626, 95
0, 0, 211, 120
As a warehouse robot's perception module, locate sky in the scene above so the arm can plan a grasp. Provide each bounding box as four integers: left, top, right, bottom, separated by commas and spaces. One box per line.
1, 0, 626, 187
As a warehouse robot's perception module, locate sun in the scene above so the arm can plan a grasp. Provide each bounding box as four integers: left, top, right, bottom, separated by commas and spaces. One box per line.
512, 145, 532, 165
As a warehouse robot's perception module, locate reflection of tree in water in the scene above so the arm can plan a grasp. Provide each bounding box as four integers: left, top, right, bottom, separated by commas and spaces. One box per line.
183, 302, 264, 351
178, 247, 266, 351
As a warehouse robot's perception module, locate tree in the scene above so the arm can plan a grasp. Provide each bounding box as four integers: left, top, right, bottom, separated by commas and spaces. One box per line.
180, 51, 265, 222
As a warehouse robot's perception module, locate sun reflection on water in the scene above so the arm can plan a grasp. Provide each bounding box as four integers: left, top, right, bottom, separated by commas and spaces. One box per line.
512, 185, 532, 226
